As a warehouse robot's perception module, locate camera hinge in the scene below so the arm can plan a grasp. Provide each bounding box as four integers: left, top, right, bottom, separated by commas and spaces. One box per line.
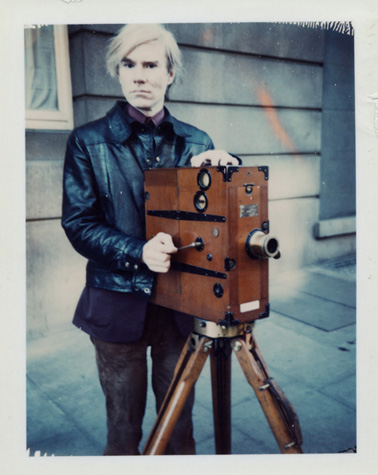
217, 165, 239, 182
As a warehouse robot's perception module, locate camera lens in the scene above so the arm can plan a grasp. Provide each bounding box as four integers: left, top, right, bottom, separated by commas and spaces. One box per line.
197, 169, 212, 190
193, 191, 208, 212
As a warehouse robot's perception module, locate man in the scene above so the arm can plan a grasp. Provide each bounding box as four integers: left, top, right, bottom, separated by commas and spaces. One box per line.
62, 23, 238, 456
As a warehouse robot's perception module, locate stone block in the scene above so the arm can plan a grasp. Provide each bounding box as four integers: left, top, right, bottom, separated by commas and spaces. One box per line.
168, 102, 321, 155
26, 160, 64, 220
167, 23, 325, 63
321, 110, 355, 153
25, 131, 69, 161
26, 220, 86, 339
323, 62, 355, 111
170, 47, 322, 109
70, 30, 122, 99
73, 96, 116, 127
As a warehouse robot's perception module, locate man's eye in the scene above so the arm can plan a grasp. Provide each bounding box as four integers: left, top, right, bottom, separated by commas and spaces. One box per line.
121, 62, 134, 68
146, 63, 157, 69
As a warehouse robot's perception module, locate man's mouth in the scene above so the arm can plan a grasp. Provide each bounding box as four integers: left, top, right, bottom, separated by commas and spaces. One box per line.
133, 90, 151, 94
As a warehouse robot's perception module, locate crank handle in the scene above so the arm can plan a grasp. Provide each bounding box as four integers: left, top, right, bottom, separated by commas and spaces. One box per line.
177, 241, 203, 251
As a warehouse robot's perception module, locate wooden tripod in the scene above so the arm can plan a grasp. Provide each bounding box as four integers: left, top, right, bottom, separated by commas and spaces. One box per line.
142, 319, 303, 455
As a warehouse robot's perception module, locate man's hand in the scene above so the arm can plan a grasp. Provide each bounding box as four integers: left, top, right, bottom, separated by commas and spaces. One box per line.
190, 150, 239, 167
142, 232, 177, 273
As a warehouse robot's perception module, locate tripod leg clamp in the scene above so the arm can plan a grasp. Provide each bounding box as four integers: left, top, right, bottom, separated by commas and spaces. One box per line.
260, 377, 303, 448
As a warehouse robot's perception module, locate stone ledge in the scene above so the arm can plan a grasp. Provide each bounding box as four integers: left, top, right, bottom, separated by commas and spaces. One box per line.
315, 216, 356, 238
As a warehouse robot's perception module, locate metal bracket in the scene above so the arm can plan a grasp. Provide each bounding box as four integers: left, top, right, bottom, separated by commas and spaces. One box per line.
147, 209, 226, 222
171, 262, 227, 279
218, 312, 241, 328
259, 303, 270, 319
258, 166, 269, 181
217, 166, 239, 182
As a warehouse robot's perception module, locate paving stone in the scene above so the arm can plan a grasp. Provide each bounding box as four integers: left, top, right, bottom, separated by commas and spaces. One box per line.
231, 397, 281, 454
318, 373, 356, 411
253, 319, 355, 390
289, 387, 356, 454
270, 285, 355, 331
268, 310, 356, 347
191, 404, 216, 453
27, 378, 75, 449
271, 269, 356, 307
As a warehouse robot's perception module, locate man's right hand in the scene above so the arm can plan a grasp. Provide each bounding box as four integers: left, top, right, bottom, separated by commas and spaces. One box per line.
190, 150, 239, 167
142, 232, 177, 273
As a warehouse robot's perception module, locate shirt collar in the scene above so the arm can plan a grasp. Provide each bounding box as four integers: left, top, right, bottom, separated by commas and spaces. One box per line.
106, 101, 192, 143
126, 103, 165, 127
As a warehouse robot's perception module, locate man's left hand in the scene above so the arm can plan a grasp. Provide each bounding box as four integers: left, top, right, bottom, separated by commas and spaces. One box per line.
190, 150, 239, 167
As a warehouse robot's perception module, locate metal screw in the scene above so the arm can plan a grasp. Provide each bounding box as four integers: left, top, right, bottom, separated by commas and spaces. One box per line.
233, 341, 242, 352
203, 341, 213, 353
284, 442, 296, 449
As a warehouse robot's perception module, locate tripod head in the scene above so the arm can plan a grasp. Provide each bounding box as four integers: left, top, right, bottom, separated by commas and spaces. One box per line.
145, 166, 280, 326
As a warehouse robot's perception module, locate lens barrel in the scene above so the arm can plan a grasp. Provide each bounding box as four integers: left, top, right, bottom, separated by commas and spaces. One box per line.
246, 230, 280, 259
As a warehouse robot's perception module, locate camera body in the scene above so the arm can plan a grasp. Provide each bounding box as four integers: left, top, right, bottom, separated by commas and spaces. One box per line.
145, 166, 279, 325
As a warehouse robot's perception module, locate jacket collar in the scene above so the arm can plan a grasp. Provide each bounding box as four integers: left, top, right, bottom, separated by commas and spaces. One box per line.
163, 109, 192, 138
106, 101, 192, 143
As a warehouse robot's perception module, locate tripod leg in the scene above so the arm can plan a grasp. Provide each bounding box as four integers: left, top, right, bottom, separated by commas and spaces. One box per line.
142, 334, 211, 455
210, 339, 232, 454
232, 334, 303, 454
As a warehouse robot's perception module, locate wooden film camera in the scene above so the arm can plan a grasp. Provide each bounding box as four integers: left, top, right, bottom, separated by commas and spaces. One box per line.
145, 166, 280, 325
143, 166, 304, 456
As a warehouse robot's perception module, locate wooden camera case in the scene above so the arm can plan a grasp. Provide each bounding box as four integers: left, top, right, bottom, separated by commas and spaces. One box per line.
145, 166, 278, 325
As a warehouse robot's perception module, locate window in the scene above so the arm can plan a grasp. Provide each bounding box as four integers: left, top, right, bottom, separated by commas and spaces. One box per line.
25, 25, 73, 130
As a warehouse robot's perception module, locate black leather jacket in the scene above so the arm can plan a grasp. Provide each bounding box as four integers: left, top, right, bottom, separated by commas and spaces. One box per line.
62, 101, 215, 298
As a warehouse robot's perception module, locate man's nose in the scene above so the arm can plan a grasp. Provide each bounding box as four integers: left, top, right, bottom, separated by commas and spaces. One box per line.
133, 66, 147, 83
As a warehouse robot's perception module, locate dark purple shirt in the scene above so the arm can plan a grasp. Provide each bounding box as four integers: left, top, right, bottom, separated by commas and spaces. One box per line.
126, 103, 165, 127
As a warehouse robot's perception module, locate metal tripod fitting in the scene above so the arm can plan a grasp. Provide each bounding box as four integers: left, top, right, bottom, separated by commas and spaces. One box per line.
193, 317, 254, 339
189, 333, 213, 353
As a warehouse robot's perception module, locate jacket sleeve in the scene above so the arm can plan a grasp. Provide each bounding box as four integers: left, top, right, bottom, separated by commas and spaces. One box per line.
61, 130, 145, 271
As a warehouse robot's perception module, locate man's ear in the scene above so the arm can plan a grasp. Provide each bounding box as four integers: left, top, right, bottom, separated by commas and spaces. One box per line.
167, 70, 175, 85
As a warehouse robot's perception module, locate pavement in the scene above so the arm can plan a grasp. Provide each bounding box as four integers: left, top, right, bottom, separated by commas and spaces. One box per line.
26, 254, 356, 457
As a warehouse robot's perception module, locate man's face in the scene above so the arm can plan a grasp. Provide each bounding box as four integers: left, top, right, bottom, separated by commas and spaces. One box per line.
118, 41, 174, 117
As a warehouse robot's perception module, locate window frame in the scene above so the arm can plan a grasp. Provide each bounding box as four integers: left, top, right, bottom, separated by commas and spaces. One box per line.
25, 25, 74, 131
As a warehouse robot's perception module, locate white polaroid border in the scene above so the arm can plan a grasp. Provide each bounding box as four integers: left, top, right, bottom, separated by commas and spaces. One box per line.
1, 0, 377, 474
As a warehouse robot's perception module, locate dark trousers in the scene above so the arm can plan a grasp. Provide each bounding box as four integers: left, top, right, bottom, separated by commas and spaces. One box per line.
91, 305, 195, 455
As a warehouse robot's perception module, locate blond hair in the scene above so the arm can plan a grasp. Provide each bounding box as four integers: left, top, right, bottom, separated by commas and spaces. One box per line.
106, 24, 182, 79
